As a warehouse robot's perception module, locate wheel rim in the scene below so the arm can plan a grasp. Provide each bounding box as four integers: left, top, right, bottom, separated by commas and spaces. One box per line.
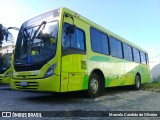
90, 78, 99, 93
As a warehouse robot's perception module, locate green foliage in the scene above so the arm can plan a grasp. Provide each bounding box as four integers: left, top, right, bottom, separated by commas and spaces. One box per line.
142, 80, 160, 92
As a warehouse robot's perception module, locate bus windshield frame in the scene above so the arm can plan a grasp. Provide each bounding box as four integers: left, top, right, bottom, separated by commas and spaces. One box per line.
14, 20, 59, 66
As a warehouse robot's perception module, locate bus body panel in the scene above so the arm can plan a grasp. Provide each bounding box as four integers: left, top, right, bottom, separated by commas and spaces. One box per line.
0, 46, 13, 85
0, 68, 11, 84
61, 54, 87, 92
11, 74, 60, 92
10, 7, 150, 94
60, 11, 88, 92
11, 45, 61, 92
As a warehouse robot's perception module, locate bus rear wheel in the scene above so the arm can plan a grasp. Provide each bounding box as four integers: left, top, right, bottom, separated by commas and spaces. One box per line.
134, 74, 141, 90
87, 73, 101, 98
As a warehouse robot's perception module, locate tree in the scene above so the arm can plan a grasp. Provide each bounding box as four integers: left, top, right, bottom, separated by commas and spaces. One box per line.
0, 24, 4, 44
0, 24, 15, 47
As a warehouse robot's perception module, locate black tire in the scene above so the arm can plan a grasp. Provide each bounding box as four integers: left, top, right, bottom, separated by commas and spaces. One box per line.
134, 74, 141, 90
87, 73, 103, 98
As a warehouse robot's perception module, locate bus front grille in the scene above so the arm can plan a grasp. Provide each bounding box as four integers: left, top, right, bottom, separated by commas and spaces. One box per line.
14, 82, 39, 90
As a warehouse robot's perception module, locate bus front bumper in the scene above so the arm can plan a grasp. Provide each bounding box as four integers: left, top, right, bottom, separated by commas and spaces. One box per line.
0, 76, 11, 84
11, 75, 60, 92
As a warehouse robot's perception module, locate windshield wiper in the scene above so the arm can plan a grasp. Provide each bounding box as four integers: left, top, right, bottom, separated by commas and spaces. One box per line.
32, 21, 46, 40
26, 21, 46, 64
15, 28, 29, 62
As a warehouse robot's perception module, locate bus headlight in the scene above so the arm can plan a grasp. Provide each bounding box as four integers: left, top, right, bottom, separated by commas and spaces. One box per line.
44, 63, 57, 78
5, 71, 10, 77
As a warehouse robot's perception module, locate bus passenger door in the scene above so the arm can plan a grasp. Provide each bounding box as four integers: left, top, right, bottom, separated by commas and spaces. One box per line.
60, 13, 87, 92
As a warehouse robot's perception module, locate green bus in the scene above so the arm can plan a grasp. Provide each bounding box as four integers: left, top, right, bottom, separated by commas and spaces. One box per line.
0, 46, 13, 85
10, 7, 150, 97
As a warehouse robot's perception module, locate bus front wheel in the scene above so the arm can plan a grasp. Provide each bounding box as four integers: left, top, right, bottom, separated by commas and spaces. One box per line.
134, 74, 141, 90
87, 73, 101, 98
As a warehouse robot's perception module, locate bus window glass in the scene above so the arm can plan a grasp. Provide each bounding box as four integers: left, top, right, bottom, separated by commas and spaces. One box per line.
101, 33, 109, 55
140, 51, 146, 64
133, 48, 140, 63
62, 23, 85, 51
0, 53, 12, 71
123, 43, 133, 61
145, 54, 149, 64
110, 37, 123, 58
14, 21, 58, 64
90, 27, 109, 55
90, 27, 101, 53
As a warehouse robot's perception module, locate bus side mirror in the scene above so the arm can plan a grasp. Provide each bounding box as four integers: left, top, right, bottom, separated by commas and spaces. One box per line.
6, 27, 19, 41
70, 25, 76, 33
65, 25, 76, 35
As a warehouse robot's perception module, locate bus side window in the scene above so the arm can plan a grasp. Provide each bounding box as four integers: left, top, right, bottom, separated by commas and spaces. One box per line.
62, 23, 72, 49
110, 36, 123, 59
62, 23, 85, 51
133, 48, 140, 63
123, 43, 133, 61
145, 54, 149, 65
90, 27, 109, 55
73, 29, 85, 50
140, 51, 146, 65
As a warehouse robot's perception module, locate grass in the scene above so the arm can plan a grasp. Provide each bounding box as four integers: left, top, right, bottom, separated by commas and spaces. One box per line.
142, 81, 160, 92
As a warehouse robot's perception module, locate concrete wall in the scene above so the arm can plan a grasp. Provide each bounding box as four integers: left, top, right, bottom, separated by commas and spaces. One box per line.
149, 56, 160, 81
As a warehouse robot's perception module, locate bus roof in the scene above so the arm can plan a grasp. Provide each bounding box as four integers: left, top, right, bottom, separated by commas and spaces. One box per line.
61, 7, 148, 54
22, 7, 148, 54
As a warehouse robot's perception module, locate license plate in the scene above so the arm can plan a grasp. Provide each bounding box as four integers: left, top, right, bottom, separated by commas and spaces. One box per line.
20, 81, 28, 86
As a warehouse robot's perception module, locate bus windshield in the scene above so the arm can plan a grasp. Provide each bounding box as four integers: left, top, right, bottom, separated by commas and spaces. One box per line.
0, 52, 12, 72
14, 21, 58, 65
